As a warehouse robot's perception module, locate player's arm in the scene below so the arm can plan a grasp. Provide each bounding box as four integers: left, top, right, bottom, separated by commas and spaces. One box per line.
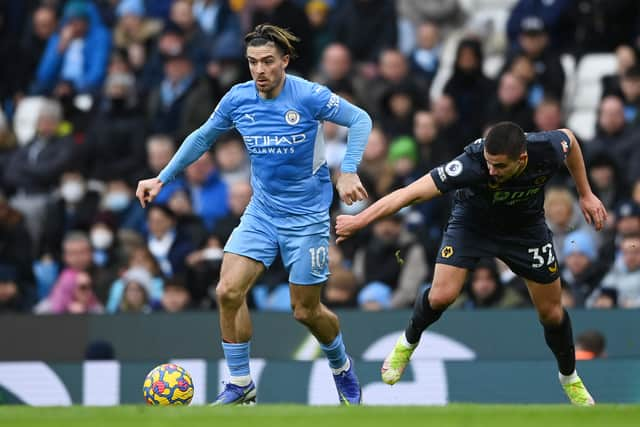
560, 128, 607, 230
136, 113, 230, 207
336, 174, 441, 243
314, 87, 372, 205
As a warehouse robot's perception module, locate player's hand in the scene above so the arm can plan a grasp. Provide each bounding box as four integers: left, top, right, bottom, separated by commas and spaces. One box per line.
335, 214, 364, 244
580, 192, 607, 231
135, 177, 164, 208
336, 172, 368, 205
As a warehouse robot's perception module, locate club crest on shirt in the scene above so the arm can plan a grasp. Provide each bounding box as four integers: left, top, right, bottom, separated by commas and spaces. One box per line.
285, 110, 300, 125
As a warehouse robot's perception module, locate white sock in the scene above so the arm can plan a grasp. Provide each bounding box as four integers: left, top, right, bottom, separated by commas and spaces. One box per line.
331, 358, 351, 375
401, 333, 418, 349
229, 374, 252, 387
559, 370, 579, 385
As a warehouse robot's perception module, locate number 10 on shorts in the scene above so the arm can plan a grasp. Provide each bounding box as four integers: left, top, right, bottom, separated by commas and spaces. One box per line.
309, 246, 328, 271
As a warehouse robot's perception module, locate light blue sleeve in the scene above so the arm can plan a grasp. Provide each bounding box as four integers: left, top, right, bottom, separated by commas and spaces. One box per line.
158, 91, 235, 183
309, 83, 372, 173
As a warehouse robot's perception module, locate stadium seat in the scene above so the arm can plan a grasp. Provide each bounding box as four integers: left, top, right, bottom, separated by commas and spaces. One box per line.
569, 54, 617, 111
567, 109, 597, 141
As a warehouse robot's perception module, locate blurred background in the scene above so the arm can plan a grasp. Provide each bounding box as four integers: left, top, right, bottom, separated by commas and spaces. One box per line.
0, 0, 639, 405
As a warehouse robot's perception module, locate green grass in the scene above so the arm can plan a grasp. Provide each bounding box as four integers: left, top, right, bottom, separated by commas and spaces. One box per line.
2, 405, 640, 427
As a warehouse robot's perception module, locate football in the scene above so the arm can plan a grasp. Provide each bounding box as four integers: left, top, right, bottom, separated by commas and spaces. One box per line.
143, 363, 194, 406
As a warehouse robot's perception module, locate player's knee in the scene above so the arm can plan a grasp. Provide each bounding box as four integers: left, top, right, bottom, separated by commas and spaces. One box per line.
292, 304, 318, 325
538, 304, 563, 326
428, 286, 456, 310
215, 278, 245, 307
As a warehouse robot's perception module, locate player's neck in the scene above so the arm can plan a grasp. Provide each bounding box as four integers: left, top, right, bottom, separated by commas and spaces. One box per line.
259, 75, 287, 100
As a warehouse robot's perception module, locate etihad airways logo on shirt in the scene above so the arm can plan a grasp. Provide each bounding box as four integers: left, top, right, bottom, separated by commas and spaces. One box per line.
243, 134, 306, 154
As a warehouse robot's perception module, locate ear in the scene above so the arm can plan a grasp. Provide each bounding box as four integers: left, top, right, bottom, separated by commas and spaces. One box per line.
519, 152, 528, 162
282, 54, 290, 68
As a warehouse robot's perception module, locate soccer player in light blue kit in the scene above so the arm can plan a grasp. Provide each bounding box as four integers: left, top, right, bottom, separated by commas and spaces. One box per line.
136, 24, 371, 405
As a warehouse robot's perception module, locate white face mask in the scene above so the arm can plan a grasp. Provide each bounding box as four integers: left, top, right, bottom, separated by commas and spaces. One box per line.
61, 180, 85, 203
104, 191, 131, 212
90, 229, 114, 249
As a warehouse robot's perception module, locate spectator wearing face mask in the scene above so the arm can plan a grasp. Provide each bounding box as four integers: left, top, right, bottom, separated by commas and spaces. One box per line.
40, 170, 101, 260
102, 178, 146, 234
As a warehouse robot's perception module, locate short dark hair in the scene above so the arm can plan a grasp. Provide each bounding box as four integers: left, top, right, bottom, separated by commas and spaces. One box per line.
245, 24, 299, 59
484, 122, 526, 160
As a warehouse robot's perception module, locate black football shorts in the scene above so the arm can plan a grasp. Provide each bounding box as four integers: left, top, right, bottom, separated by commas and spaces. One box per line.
435, 221, 560, 284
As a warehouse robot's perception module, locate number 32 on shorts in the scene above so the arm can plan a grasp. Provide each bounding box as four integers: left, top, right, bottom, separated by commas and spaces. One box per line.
528, 243, 556, 269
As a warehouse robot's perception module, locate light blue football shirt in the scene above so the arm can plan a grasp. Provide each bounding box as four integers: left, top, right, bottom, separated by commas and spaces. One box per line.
158, 74, 371, 218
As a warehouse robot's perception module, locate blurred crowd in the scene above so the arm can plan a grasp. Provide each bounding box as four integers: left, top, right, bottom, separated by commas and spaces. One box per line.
0, 0, 639, 315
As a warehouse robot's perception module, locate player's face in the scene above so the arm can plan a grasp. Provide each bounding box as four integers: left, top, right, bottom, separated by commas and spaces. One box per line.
484, 150, 527, 184
247, 44, 289, 98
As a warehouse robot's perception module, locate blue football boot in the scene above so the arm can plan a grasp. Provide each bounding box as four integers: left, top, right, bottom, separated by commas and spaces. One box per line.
211, 381, 257, 405
332, 356, 362, 405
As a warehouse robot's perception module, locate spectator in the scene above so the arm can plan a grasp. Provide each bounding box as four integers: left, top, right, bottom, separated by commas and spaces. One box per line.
357, 127, 393, 199
544, 187, 590, 264
0, 192, 33, 289
147, 49, 213, 142
251, 0, 313, 75
380, 84, 420, 138
322, 244, 358, 309
17, 5, 58, 98
485, 72, 535, 132
306, 1, 333, 69
386, 136, 420, 189
167, 188, 208, 249
0, 263, 32, 313
102, 179, 146, 234
36, 236, 104, 315
560, 230, 606, 306
169, 0, 209, 71
575, 330, 606, 360
106, 246, 164, 313
331, 0, 397, 64
357, 281, 392, 311
4, 99, 75, 246
431, 94, 474, 155
587, 287, 617, 309
213, 180, 252, 244
503, 16, 565, 102
443, 38, 495, 137
586, 152, 627, 214
534, 97, 564, 132
506, 0, 573, 53
312, 43, 355, 92
159, 276, 192, 312
570, 0, 640, 56
146, 204, 195, 277
353, 214, 428, 308
40, 170, 101, 260
136, 134, 177, 201
32, 1, 111, 96
452, 258, 526, 309
85, 71, 146, 183
397, 0, 466, 33
598, 234, 640, 308
113, 0, 163, 74
161, 152, 229, 230
0, 110, 17, 191
408, 21, 441, 86
412, 110, 451, 171
118, 266, 158, 313
214, 132, 250, 186
602, 45, 637, 98
185, 233, 224, 307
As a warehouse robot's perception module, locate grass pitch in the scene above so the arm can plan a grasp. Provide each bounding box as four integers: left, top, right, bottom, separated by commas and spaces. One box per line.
3, 404, 640, 427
